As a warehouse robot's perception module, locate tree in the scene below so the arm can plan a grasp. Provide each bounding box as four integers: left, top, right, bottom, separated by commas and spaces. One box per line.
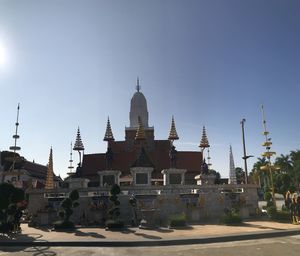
250, 157, 269, 190
275, 154, 292, 174
0, 183, 27, 233
209, 169, 221, 184
106, 184, 124, 229
54, 189, 79, 230
252, 150, 300, 197
235, 167, 245, 184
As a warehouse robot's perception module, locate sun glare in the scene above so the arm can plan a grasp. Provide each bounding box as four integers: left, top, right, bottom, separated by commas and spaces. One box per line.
0, 42, 8, 68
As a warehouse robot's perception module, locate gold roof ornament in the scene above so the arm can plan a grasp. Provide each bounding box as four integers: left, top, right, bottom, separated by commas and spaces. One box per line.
103, 117, 115, 142
199, 126, 210, 149
135, 116, 146, 140
73, 127, 85, 151
168, 116, 179, 141
45, 147, 54, 190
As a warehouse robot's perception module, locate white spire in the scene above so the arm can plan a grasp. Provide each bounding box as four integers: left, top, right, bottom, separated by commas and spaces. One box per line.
129, 78, 149, 128
229, 145, 237, 184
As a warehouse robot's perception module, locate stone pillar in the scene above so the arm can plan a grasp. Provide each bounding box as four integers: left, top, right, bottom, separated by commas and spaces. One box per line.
161, 168, 187, 185
194, 174, 216, 185
97, 170, 121, 187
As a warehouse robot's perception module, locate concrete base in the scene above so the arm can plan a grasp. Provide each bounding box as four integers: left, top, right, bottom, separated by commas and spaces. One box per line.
195, 174, 216, 185
67, 178, 90, 189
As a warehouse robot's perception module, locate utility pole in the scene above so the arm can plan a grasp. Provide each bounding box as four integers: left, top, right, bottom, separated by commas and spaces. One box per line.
240, 119, 253, 184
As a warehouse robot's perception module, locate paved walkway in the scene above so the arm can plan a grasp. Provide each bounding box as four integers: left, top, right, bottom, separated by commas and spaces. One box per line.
1, 221, 300, 246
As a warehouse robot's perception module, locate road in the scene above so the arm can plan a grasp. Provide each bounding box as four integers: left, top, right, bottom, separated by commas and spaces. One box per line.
1, 235, 300, 256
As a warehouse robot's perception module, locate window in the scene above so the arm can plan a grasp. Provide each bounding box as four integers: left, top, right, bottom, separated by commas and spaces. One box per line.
136, 173, 148, 184
169, 173, 182, 184
103, 175, 115, 186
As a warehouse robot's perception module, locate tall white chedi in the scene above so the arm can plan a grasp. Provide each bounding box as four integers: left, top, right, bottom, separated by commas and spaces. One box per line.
129, 78, 149, 128
229, 145, 237, 184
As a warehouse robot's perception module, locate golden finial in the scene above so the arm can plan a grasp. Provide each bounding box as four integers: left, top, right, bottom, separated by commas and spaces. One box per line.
168, 116, 179, 141
103, 117, 115, 141
135, 116, 146, 140
45, 147, 54, 190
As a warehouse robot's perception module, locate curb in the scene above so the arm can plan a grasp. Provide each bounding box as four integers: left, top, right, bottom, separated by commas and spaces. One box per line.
1, 229, 300, 247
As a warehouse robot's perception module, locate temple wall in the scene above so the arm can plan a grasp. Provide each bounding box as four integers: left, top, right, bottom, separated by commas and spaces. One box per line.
27, 184, 259, 226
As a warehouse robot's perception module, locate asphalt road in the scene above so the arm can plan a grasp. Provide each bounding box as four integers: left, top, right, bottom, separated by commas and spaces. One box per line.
1, 235, 300, 256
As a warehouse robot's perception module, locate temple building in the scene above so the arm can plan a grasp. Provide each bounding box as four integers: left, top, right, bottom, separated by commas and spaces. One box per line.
79, 79, 205, 186
0, 104, 62, 189
0, 150, 62, 189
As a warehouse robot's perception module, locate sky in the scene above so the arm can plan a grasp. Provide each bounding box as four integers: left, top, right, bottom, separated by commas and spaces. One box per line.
0, 0, 300, 179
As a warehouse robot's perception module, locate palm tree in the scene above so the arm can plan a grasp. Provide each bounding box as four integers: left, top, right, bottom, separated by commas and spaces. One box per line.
275, 154, 292, 174
251, 157, 269, 190
290, 150, 300, 163
290, 150, 300, 191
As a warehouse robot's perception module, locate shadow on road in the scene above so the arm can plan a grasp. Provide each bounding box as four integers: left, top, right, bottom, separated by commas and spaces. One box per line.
134, 232, 162, 240
0, 232, 56, 256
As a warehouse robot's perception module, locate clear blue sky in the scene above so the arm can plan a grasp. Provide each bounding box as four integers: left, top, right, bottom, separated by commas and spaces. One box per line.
0, 0, 300, 179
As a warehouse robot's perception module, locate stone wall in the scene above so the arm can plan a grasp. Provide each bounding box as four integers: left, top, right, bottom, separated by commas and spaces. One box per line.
26, 184, 259, 226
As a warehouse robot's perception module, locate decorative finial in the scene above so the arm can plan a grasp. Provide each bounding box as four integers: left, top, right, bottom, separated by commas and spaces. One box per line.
260, 105, 278, 207
9, 103, 21, 173
73, 127, 85, 151
135, 116, 146, 140
68, 142, 74, 173
45, 147, 54, 190
207, 148, 212, 169
103, 117, 115, 142
136, 77, 141, 92
168, 116, 179, 141
199, 126, 210, 149
73, 127, 85, 167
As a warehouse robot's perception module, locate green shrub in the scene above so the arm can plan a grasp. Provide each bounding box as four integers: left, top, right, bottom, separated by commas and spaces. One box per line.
0, 183, 26, 233
106, 184, 124, 229
220, 208, 242, 225
267, 205, 277, 218
105, 219, 124, 229
54, 189, 79, 230
267, 206, 290, 222
169, 213, 187, 227
54, 220, 74, 230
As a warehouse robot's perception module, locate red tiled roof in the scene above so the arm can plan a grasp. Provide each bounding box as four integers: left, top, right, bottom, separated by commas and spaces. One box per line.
20, 161, 61, 181
82, 139, 202, 182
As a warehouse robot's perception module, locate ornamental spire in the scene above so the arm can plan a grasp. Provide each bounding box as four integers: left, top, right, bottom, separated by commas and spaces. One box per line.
9, 103, 21, 173
73, 127, 85, 151
67, 142, 74, 175
207, 148, 212, 169
73, 127, 84, 167
199, 126, 210, 149
136, 76, 141, 92
135, 116, 146, 140
168, 116, 179, 141
229, 145, 237, 184
45, 147, 54, 190
103, 117, 115, 142
260, 105, 278, 207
